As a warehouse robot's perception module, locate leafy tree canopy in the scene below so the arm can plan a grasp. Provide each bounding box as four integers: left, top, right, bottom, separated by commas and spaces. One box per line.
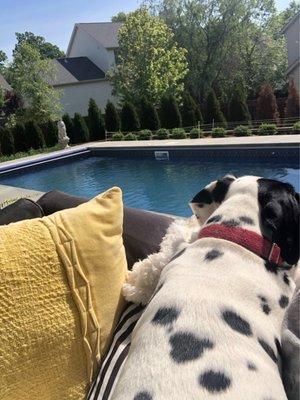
0, 50, 7, 73
111, 12, 128, 22
109, 7, 188, 106
14, 31, 65, 59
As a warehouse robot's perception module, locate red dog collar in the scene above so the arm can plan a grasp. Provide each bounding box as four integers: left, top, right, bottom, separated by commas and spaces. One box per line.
198, 224, 284, 267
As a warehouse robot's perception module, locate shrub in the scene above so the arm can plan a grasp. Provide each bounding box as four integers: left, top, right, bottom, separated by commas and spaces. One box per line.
258, 123, 278, 135
211, 127, 226, 138
88, 98, 105, 141
257, 84, 279, 122
25, 121, 45, 149
73, 113, 90, 143
292, 121, 300, 133
12, 123, 28, 152
171, 128, 186, 139
121, 102, 140, 132
138, 130, 152, 140
0, 128, 15, 155
234, 125, 251, 137
228, 88, 251, 124
285, 80, 300, 119
205, 90, 227, 127
44, 120, 58, 147
105, 101, 120, 132
112, 133, 124, 141
139, 100, 160, 130
62, 113, 75, 144
156, 128, 169, 140
124, 133, 137, 141
189, 127, 203, 138
181, 92, 197, 127
160, 95, 182, 129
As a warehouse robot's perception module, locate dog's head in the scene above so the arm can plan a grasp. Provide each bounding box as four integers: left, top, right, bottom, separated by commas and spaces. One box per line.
190, 175, 299, 266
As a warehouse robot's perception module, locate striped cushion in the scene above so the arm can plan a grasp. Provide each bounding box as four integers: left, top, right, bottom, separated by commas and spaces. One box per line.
87, 303, 144, 400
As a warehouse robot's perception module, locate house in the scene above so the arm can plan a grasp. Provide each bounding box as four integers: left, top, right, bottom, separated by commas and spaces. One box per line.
0, 74, 12, 92
281, 12, 300, 90
51, 22, 123, 116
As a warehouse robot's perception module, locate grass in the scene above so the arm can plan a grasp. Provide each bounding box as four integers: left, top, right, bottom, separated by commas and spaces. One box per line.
0, 196, 35, 210
0, 145, 61, 163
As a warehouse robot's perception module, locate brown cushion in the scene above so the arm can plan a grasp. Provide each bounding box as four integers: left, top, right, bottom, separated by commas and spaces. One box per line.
0, 198, 44, 225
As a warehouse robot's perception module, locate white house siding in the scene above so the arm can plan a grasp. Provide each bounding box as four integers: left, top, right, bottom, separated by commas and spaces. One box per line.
56, 80, 117, 116
68, 27, 111, 73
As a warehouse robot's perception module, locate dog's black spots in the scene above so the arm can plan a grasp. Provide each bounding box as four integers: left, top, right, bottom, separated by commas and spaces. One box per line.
239, 216, 255, 225
152, 307, 180, 327
134, 391, 152, 400
222, 309, 252, 336
198, 370, 231, 393
222, 219, 240, 227
258, 338, 277, 364
262, 304, 271, 315
191, 189, 213, 205
258, 295, 267, 302
283, 273, 290, 285
206, 215, 222, 224
212, 176, 235, 203
264, 260, 278, 275
169, 332, 214, 364
205, 249, 223, 261
279, 295, 289, 308
247, 361, 257, 371
275, 338, 282, 358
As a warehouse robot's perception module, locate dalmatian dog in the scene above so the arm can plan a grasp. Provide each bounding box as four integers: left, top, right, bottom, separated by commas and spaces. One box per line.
111, 175, 299, 400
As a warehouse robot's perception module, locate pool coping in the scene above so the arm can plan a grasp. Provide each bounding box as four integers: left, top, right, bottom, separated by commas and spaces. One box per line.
0, 134, 299, 174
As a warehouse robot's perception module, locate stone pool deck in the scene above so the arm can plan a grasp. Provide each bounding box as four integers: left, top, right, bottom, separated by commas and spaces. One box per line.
0, 134, 299, 205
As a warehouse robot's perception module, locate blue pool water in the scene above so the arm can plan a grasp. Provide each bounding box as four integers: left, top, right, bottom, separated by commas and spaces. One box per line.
1, 155, 299, 216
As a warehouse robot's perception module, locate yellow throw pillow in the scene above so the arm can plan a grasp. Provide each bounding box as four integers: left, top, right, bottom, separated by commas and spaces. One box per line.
0, 187, 127, 400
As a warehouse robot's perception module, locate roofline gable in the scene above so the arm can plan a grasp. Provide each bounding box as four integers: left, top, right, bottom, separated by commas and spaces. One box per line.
281, 11, 300, 35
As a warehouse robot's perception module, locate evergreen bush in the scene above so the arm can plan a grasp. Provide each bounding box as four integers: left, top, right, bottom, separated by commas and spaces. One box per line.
88, 98, 105, 141
181, 93, 197, 127
257, 84, 279, 121
105, 101, 120, 132
189, 127, 203, 138
12, 123, 28, 152
171, 128, 186, 139
124, 133, 137, 141
228, 88, 251, 123
62, 113, 75, 144
205, 90, 227, 127
211, 127, 226, 137
121, 102, 140, 132
0, 128, 15, 155
285, 80, 300, 119
138, 130, 152, 140
156, 128, 169, 140
44, 120, 58, 147
160, 95, 182, 129
73, 113, 90, 144
292, 121, 300, 133
258, 123, 278, 135
24, 121, 45, 149
139, 100, 160, 130
234, 125, 251, 137
112, 133, 124, 141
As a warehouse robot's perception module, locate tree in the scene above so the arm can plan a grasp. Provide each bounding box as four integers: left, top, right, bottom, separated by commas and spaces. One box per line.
62, 113, 75, 144
2, 91, 23, 118
44, 120, 58, 147
12, 123, 28, 152
73, 113, 89, 144
14, 32, 65, 59
0, 128, 15, 155
181, 92, 197, 127
121, 102, 140, 132
0, 50, 7, 73
228, 87, 251, 123
205, 90, 227, 126
0, 87, 4, 111
111, 12, 128, 22
24, 121, 45, 149
8, 42, 62, 124
139, 99, 160, 130
160, 95, 182, 129
285, 80, 300, 118
88, 99, 105, 140
256, 83, 279, 121
105, 101, 120, 132
109, 8, 188, 106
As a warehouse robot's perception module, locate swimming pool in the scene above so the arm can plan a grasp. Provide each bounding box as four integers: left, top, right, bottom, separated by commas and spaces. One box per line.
1, 154, 299, 216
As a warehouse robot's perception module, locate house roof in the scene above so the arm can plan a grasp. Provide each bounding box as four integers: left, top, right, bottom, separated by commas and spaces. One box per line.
281, 11, 300, 34
50, 57, 106, 86
67, 22, 123, 55
0, 74, 12, 91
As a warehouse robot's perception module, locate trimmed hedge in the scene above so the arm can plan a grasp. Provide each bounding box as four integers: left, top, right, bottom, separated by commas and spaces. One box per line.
12, 123, 28, 152
258, 123, 278, 136
73, 113, 90, 143
189, 127, 203, 138
211, 127, 226, 138
156, 128, 169, 140
292, 121, 300, 133
44, 120, 58, 147
0, 128, 15, 155
138, 130, 152, 140
124, 133, 137, 141
24, 121, 45, 149
112, 133, 124, 141
234, 125, 251, 137
171, 128, 186, 139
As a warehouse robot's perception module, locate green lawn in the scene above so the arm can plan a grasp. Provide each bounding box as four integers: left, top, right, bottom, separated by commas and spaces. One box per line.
0, 145, 61, 163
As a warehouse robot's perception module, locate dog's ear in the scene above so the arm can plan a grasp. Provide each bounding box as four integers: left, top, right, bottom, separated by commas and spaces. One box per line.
258, 179, 299, 265
190, 175, 235, 206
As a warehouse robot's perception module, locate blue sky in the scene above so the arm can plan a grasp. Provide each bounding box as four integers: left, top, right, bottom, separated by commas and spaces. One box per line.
0, 0, 291, 60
